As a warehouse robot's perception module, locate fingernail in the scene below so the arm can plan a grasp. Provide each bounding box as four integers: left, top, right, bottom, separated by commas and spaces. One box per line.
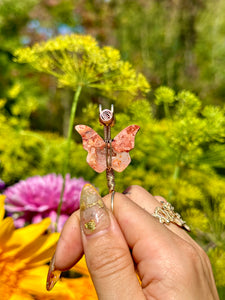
122, 187, 131, 195
80, 184, 110, 235
122, 191, 131, 195
46, 253, 61, 291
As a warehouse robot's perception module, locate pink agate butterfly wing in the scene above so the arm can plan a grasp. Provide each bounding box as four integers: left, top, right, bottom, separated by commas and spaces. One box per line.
75, 125, 140, 173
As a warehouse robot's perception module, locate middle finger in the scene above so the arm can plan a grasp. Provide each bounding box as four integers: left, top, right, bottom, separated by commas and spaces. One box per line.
120, 185, 193, 244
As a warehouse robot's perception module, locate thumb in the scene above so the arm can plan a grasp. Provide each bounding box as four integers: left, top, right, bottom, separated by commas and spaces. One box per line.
80, 184, 143, 300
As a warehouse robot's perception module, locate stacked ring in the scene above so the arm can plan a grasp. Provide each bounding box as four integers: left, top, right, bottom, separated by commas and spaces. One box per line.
152, 201, 190, 232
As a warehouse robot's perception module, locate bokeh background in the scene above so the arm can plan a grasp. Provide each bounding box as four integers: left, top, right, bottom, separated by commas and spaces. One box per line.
0, 0, 225, 298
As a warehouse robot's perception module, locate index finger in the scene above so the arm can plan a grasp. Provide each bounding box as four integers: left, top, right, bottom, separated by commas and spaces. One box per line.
54, 189, 177, 271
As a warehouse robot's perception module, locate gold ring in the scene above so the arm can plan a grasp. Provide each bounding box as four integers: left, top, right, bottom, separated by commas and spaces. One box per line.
152, 201, 190, 232
111, 191, 115, 212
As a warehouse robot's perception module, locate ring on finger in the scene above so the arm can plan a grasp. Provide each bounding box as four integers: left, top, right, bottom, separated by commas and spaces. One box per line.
111, 191, 115, 213
152, 201, 190, 232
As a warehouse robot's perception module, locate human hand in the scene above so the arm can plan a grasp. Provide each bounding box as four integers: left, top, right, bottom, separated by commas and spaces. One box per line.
46, 184, 219, 300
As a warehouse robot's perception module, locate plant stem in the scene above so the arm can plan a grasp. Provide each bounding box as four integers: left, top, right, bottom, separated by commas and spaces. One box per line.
173, 164, 180, 181
164, 102, 171, 119
55, 85, 82, 231
168, 163, 180, 201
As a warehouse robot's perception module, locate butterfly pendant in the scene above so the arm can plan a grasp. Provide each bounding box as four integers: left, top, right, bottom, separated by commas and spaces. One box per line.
75, 105, 140, 192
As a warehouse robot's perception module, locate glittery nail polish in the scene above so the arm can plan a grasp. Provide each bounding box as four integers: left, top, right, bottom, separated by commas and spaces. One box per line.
80, 184, 110, 235
46, 254, 61, 291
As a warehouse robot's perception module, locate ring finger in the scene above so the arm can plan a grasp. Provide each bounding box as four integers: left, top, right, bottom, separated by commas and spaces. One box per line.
120, 185, 193, 243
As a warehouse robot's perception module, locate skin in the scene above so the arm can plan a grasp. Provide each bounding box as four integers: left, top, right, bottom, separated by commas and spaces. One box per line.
53, 185, 219, 300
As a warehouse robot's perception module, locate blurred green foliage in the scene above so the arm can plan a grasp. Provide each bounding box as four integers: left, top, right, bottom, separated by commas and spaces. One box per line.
1, 61, 225, 298
0, 96, 95, 185
76, 89, 225, 292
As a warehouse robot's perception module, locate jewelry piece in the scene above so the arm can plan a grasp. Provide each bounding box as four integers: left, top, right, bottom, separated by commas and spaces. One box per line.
111, 191, 115, 212
75, 105, 140, 193
152, 201, 190, 232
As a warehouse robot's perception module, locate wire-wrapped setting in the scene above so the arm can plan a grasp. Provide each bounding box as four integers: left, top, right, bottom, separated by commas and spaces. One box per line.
111, 191, 115, 213
152, 202, 190, 232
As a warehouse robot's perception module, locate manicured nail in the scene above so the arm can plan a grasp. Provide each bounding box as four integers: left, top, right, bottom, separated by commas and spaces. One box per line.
122, 187, 131, 195
80, 184, 110, 235
46, 253, 61, 291
122, 191, 131, 195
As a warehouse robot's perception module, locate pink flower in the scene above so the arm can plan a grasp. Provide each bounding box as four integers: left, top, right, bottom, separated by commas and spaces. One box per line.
4, 174, 88, 231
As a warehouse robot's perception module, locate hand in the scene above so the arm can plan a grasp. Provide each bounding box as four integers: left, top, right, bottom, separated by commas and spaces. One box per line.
47, 184, 219, 300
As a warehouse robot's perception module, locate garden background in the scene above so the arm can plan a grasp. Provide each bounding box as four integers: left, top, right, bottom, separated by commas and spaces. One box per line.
0, 0, 225, 299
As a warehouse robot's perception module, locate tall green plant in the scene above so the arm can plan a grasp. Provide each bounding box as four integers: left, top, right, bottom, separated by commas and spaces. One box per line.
14, 33, 150, 229
79, 89, 225, 294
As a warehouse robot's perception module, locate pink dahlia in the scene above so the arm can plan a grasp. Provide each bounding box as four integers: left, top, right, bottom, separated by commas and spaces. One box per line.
4, 174, 88, 231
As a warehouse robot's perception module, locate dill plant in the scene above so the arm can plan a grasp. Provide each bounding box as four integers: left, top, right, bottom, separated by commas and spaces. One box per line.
80, 88, 225, 291
14, 33, 150, 229
13, 34, 225, 291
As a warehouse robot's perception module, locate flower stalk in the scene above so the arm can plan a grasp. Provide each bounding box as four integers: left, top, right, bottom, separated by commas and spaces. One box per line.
14, 34, 150, 230
168, 158, 181, 201
56, 85, 82, 231
163, 102, 171, 119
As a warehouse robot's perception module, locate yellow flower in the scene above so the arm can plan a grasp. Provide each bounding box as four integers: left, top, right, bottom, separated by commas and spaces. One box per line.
62, 256, 98, 300
0, 195, 57, 299
0, 195, 97, 299
14, 34, 150, 105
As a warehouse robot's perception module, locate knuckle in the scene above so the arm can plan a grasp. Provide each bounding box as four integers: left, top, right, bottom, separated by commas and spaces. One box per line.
184, 243, 199, 262
185, 242, 209, 265
197, 245, 211, 266
181, 242, 206, 273
88, 243, 131, 279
